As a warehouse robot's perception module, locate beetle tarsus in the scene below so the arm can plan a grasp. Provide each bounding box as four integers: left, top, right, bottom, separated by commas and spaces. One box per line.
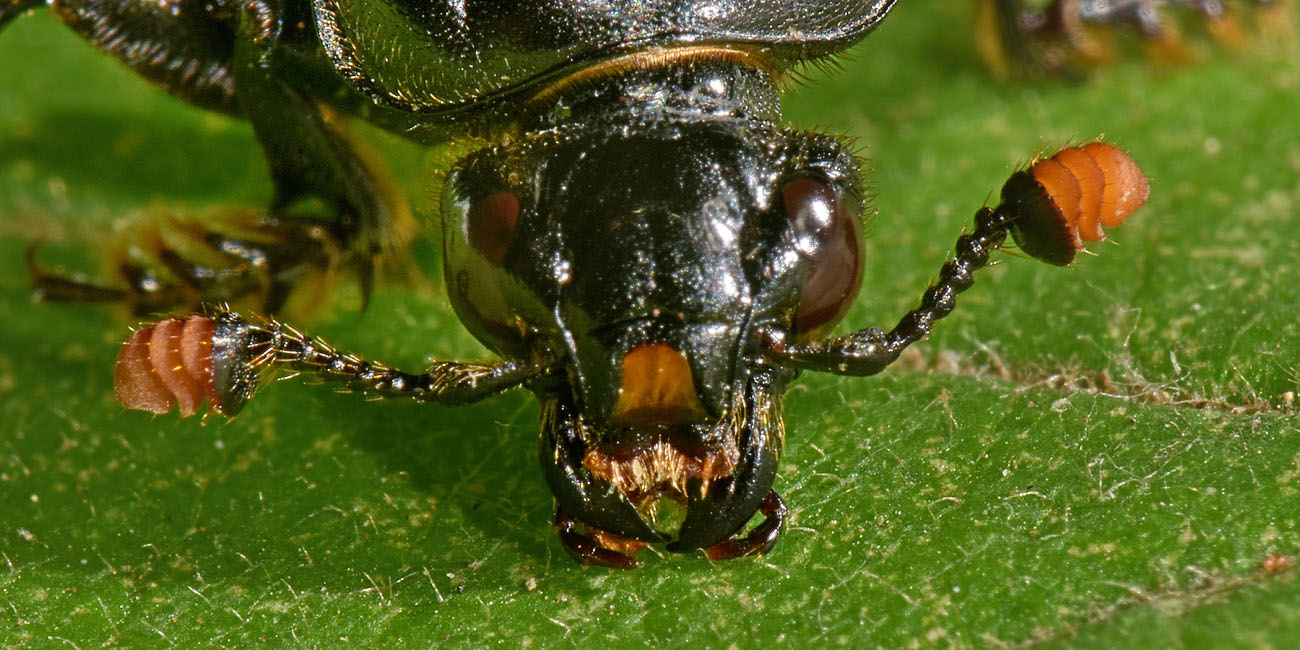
703, 490, 786, 561
27, 244, 129, 305
27, 210, 374, 315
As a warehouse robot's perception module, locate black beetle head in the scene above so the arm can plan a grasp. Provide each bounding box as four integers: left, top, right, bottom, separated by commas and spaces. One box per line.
440, 118, 865, 551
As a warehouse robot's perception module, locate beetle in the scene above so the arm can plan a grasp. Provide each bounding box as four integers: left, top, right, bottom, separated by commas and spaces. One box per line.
5, 0, 1151, 567
977, 0, 1290, 78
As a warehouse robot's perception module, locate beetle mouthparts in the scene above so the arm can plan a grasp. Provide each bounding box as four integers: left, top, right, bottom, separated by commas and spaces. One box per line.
582, 431, 742, 512
610, 343, 709, 427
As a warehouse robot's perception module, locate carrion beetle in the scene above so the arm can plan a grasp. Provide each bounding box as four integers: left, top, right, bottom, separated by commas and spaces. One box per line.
6, 1, 1155, 567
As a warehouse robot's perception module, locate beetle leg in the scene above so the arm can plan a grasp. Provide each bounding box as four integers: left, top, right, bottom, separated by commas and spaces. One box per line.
230, 4, 416, 309
554, 507, 642, 569
28, 209, 362, 315
771, 206, 1012, 376
27, 245, 129, 305
13, 0, 416, 314
0, 0, 43, 29
31, 0, 245, 114
702, 490, 787, 561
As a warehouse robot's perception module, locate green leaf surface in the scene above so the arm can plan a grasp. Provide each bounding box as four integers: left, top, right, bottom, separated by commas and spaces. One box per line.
2, 4, 1298, 648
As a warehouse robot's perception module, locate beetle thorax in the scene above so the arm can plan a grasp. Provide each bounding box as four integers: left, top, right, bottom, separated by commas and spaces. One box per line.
525, 50, 783, 130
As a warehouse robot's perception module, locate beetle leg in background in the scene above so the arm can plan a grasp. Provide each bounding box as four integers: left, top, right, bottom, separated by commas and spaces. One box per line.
976, 0, 1283, 78
114, 308, 545, 417
0, 0, 43, 29
11, 0, 415, 314
230, 2, 416, 310
554, 507, 642, 570
26, 246, 129, 304
771, 206, 1012, 377
29, 210, 357, 316
702, 490, 787, 561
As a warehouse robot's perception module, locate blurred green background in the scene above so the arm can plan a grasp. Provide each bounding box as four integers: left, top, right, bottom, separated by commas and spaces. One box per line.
1, 3, 1298, 647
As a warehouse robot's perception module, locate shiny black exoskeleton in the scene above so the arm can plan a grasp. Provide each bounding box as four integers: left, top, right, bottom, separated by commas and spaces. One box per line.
5, 0, 1129, 567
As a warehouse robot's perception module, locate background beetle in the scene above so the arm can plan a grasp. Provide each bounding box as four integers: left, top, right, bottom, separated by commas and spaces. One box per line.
0, 0, 1185, 569
977, 0, 1291, 77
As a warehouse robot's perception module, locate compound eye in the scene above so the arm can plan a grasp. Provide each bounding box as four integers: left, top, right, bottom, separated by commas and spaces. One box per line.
468, 191, 520, 265
446, 189, 525, 353
781, 178, 863, 339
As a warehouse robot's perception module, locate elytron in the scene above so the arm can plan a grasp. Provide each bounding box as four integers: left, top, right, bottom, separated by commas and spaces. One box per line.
6, 0, 1162, 567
